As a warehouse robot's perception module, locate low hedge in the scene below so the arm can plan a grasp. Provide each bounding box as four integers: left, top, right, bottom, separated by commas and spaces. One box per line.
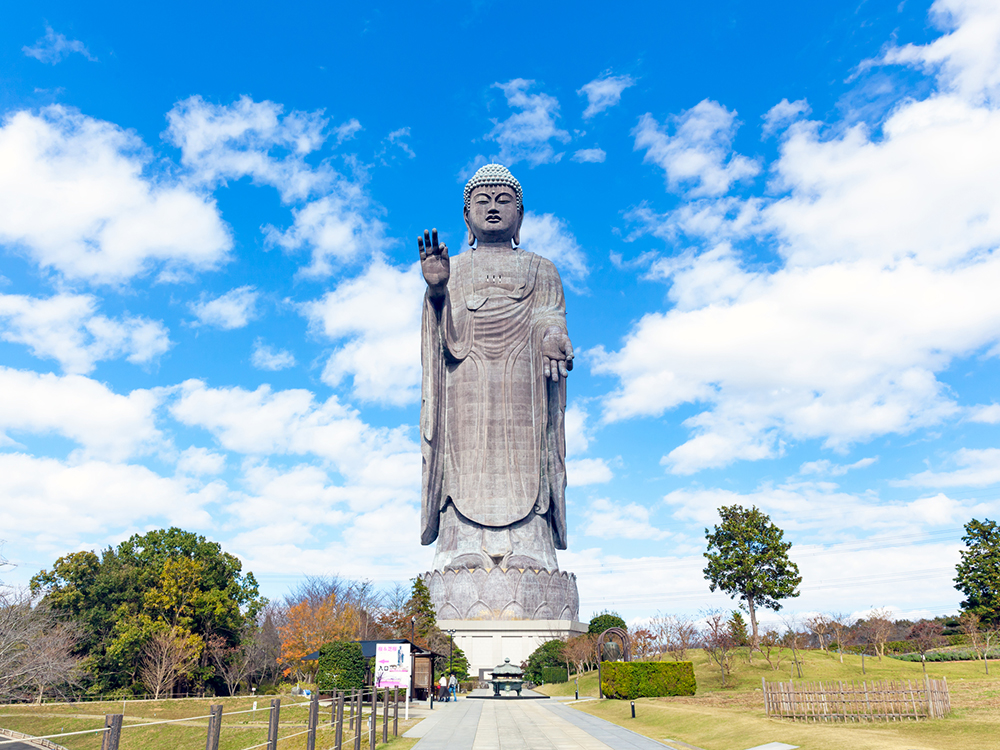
541, 666, 568, 684
317, 641, 366, 691
600, 661, 696, 699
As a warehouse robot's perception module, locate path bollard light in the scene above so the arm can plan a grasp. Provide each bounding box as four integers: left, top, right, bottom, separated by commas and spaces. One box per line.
575, 679, 578, 701
630, 701, 635, 719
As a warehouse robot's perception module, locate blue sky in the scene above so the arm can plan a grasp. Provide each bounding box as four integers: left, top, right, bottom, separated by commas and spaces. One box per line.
1, 0, 998, 626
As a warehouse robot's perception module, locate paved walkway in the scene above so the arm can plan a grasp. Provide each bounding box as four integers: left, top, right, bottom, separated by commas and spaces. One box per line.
406, 698, 688, 750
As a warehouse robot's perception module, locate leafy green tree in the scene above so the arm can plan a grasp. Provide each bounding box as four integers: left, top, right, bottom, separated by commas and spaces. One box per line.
30, 528, 265, 695
405, 577, 437, 642
588, 611, 626, 635
728, 611, 749, 647
436, 644, 470, 681
703, 505, 801, 648
524, 639, 565, 683
955, 518, 1000, 626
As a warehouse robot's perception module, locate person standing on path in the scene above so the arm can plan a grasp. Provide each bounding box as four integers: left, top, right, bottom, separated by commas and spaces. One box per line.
438, 674, 449, 702
448, 672, 457, 700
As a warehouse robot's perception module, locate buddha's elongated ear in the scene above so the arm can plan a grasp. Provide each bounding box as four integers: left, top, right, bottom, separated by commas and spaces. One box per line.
512, 207, 524, 247
464, 207, 476, 247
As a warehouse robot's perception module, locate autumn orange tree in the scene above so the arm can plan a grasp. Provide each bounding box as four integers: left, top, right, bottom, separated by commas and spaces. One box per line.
278, 594, 360, 678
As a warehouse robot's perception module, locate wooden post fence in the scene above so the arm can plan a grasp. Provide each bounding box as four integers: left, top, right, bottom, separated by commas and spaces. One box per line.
306, 691, 319, 750
354, 690, 362, 750
762, 678, 950, 721
382, 688, 389, 743
369, 688, 377, 749
205, 704, 223, 750
266, 698, 281, 750
101, 714, 123, 750
393, 688, 399, 736
335, 691, 345, 750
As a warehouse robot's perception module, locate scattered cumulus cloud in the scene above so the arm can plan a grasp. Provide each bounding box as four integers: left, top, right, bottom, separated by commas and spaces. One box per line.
301, 259, 424, 405
176, 446, 227, 476
0, 106, 232, 284
22, 25, 97, 65
571, 148, 607, 163
596, 4, 1000, 474
968, 403, 1000, 423
251, 339, 296, 371
762, 98, 811, 137
583, 498, 669, 540
896, 448, 1000, 488
519, 211, 589, 291
487, 79, 571, 167
567, 458, 614, 486
0, 293, 170, 374
578, 73, 636, 119
633, 100, 760, 197
0, 367, 163, 461
189, 286, 258, 329
165, 96, 388, 276
799, 457, 878, 477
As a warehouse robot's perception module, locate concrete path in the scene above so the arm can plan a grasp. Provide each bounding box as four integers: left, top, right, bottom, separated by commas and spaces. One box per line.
407, 698, 682, 750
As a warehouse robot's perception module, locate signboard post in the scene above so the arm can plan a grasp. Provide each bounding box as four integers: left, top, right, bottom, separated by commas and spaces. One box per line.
375, 643, 411, 720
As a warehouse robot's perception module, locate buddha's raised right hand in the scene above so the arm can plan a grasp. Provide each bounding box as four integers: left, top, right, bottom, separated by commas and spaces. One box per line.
419, 228, 449, 296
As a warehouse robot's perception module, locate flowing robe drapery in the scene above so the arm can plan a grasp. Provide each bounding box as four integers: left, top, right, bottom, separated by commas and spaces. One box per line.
420, 249, 568, 550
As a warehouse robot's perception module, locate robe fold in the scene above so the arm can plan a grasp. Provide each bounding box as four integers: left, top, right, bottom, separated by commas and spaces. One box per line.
420, 249, 568, 551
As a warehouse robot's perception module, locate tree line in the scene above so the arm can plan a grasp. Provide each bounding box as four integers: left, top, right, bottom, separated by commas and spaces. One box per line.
1, 528, 469, 703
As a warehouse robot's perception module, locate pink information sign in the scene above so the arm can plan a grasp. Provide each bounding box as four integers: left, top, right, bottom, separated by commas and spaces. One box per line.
374, 643, 411, 689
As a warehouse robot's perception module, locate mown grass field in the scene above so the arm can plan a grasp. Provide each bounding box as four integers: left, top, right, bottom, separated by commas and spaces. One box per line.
537, 648, 1000, 750
0, 694, 419, 750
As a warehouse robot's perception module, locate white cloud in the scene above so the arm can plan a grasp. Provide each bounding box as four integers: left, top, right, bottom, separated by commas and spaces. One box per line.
0, 106, 231, 284
189, 286, 258, 329
968, 403, 1000, 423
165, 96, 387, 275
799, 457, 877, 477
22, 25, 97, 65
567, 458, 613, 486
880, 0, 1000, 104
169, 379, 418, 495
0, 367, 162, 461
633, 100, 760, 197
762, 98, 811, 136
571, 148, 606, 163
578, 73, 636, 119
176, 446, 226, 476
564, 403, 591, 456
0, 293, 170, 374
583, 498, 669, 540
0, 453, 218, 543
487, 79, 571, 167
597, 6, 1000, 474
518, 211, 589, 290
896, 448, 1000, 487
251, 339, 296, 371
302, 259, 424, 405
383, 128, 415, 159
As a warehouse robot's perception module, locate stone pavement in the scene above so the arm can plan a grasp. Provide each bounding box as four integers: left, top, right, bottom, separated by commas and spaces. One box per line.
406, 698, 696, 750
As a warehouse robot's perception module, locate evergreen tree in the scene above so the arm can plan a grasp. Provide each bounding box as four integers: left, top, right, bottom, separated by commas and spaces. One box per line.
955, 518, 1000, 626
704, 505, 801, 648
588, 611, 626, 635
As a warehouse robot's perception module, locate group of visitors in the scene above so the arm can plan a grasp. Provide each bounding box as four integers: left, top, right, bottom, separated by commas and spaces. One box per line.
437, 672, 458, 701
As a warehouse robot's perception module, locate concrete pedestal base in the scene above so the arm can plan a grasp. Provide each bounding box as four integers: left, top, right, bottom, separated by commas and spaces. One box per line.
438, 618, 587, 681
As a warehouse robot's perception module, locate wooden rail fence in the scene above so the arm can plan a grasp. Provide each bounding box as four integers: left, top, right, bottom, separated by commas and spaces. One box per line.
762, 677, 950, 722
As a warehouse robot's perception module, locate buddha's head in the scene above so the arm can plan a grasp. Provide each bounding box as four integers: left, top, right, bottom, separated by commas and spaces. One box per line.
463, 163, 523, 247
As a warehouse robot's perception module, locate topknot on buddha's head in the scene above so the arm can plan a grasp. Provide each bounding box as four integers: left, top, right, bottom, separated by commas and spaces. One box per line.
463, 163, 523, 210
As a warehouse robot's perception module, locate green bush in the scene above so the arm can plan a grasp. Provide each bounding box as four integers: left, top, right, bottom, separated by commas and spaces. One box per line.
541, 666, 568, 683
317, 641, 366, 691
890, 648, 1000, 662
524, 639, 565, 682
600, 661, 696, 699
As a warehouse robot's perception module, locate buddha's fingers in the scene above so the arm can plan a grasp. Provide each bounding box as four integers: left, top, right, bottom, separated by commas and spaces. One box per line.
558, 360, 569, 378
542, 358, 551, 380
432, 228, 439, 253
418, 234, 426, 260
424, 229, 433, 255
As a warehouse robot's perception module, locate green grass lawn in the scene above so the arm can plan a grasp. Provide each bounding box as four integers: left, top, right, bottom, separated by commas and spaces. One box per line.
537, 648, 1000, 750
0, 695, 419, 750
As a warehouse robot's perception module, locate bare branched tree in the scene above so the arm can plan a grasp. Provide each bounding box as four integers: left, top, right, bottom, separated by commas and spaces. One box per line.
207, 625, 269, 696
139, 629, 198, 699
759, 629, 784, 671
651, 613, 697, 662
701, 611, 736, 687
961, 612, 999, 675
828, 612, 854, 664
806, 614, 833, 652
863, 608, 894, 661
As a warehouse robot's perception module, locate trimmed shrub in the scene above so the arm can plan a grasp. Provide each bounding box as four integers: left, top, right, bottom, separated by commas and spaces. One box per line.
317, 641, 366, 691
600, 661, 696, 699
541, 666, 568, 684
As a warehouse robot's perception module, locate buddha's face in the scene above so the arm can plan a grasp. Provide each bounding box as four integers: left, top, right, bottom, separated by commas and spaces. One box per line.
465, 184, 522, 245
